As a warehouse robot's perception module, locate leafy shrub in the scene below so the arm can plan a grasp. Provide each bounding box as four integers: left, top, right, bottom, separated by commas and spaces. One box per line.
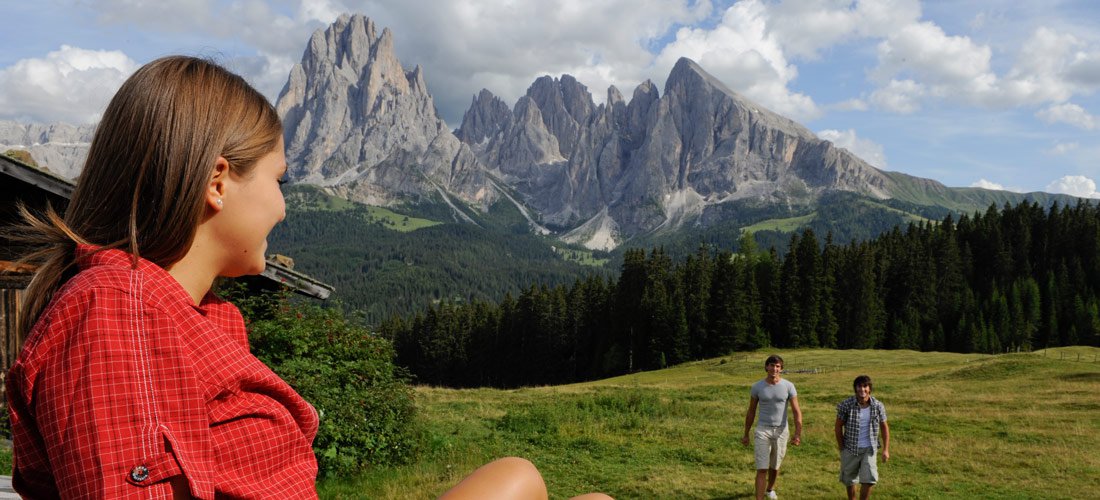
245, 301, 419, 477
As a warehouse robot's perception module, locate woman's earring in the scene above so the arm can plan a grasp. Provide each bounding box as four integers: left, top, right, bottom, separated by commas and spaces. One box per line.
216, 198, 223, 206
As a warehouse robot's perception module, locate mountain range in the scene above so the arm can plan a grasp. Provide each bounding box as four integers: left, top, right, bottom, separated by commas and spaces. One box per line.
3, 13, 1080, 255
272, 14, 1075, 251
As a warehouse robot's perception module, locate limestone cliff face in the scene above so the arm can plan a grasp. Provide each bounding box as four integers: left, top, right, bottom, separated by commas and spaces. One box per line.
275, 16, 936, 250
276, 13, 496, 207
456, 57, 902, 249
0, 121, 94, 180
455, 89, 512, 146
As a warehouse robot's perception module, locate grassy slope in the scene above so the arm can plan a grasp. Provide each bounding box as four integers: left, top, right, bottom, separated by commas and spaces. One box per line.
883, 171, 1082, 213
320, 347, 1100, 499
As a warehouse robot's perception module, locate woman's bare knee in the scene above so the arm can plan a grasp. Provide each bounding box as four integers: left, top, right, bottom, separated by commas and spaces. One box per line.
439, 457, 547, 500
569, 493, 614, 500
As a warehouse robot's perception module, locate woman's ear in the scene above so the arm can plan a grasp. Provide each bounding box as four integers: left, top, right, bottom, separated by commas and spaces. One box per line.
206, 156, 230, 211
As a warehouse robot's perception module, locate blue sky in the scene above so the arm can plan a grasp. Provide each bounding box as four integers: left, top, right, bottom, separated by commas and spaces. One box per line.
2, 0, 1098, 196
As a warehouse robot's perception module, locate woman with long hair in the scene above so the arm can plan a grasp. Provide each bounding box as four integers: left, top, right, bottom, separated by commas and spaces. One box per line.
7, 55, 317, 498
6, 55, 609, 500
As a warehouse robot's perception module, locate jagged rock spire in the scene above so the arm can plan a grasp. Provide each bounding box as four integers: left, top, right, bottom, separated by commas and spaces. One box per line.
276, 14, 496, 208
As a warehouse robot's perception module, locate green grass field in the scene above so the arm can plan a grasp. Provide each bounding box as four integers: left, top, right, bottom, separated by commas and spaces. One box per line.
320, 347, 1100, 499
360, 205, 441, 232
741, 214, 817, 234
285, 185, 441, 232
856, 199, 929, 225
553, 246, 610, 267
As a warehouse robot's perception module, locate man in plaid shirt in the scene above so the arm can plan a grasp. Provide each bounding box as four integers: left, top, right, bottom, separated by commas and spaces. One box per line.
834, 375, 890, 500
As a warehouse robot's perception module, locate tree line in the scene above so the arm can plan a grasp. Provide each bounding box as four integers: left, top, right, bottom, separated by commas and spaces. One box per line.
380, 200, 1100, 388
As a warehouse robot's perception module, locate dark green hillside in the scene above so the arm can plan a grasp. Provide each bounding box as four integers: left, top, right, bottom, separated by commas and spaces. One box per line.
271, 183, 1086, 327
624, 191, 955, 260
268, 185, 605, 324
625, 183, 1081, 261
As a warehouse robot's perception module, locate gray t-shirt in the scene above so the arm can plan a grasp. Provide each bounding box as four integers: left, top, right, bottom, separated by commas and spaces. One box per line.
750, 378, 797, 428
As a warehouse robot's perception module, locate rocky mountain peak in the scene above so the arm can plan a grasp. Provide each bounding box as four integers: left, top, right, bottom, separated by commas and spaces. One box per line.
523, 74, 595, 158
455, 89, 512, 145
451, 56, 902, 249
276, 14, 496, 208
272, 17, 944, 251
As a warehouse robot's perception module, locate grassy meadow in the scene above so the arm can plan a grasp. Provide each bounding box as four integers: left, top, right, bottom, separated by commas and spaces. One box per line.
320, 347, 1100, 499
740, 213, 817, 234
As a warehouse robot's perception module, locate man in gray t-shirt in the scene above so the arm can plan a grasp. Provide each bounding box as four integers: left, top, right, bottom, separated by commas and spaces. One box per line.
741, 354, 803, 500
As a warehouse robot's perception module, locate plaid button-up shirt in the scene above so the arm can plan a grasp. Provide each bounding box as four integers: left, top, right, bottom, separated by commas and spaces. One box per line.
836, 395, 887, 453
7, 245, 319, 498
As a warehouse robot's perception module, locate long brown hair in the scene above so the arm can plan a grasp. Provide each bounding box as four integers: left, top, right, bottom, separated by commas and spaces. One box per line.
15, 55, 282, 336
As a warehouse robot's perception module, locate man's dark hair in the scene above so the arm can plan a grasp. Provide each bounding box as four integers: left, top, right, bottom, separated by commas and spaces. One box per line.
853, 375, 873, 391
765, 354, 784, 368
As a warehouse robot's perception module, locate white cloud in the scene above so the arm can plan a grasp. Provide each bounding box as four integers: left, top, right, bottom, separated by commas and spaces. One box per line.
1066, 51, 1100, 87
971, 179, 1005, 190
817, 128, 886, 168
317, 0, 713, 125
765, 0, 921, 59
873, 22, 997, 102
298, 0, 346, 24
869, 79, 924, 113
0, 46, 138, 124
653, 0, 821, 121
864, 20, 1100, 112
1046, 175, 1100, 198
970, 178, 1027, 193
1036, 103, 1096, 129
87, 0, 324, 103
1048, 142, 1080, 155
14, 0, 716, 126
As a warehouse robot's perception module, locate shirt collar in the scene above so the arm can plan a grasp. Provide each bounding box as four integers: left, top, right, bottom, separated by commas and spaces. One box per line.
74, 244, 218, 313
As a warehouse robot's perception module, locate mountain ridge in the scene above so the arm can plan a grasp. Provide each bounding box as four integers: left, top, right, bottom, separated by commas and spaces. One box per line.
2, 14, 1086, 252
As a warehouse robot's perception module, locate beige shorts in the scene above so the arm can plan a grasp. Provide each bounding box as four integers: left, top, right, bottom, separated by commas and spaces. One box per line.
839, 447, 879, 485
753, 425, 789, 470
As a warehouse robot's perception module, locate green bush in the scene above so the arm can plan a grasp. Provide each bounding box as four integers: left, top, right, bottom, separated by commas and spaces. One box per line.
245, 302, 419, 477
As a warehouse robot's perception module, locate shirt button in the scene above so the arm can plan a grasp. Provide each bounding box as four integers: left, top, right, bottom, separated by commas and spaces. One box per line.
130, 465, 149, 482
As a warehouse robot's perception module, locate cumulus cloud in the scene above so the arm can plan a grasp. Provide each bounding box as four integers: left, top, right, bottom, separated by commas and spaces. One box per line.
970, 179, 1027, 193
869, 23, 1100, 112
1046, 175, 1100, 198
86, 0, 325, 101
817, 129, 887, 168
299, 0, 346, 24
1036, 103, 1096, 129
765, 0, 921, 59
653, 0, 821, 121
8, 0, 1098, 132
1066, 51, 1100, 87
308, 0, 714, 125
971, 179, 1005, 190
870, 21, 997, 109
0, 46, 138, 124
4, 0, 718, 126
869, 79, 924, 113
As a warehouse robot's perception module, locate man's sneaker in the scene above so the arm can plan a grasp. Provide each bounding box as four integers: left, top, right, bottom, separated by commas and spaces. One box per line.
765, 490, 778, 499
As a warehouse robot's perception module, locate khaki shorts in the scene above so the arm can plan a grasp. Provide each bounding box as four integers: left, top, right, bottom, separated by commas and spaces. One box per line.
839, 447, 879, 485
753, 425, 789, 470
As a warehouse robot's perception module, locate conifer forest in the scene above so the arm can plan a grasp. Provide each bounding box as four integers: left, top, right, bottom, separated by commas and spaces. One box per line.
382, 200, 1100, 387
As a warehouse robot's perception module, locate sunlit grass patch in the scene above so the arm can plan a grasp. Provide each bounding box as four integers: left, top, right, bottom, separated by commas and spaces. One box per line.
320, 347, 1100, 499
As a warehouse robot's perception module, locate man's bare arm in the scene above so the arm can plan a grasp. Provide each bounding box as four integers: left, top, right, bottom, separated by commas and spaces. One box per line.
789, 395, 803, 445
741, 397, 759, 445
